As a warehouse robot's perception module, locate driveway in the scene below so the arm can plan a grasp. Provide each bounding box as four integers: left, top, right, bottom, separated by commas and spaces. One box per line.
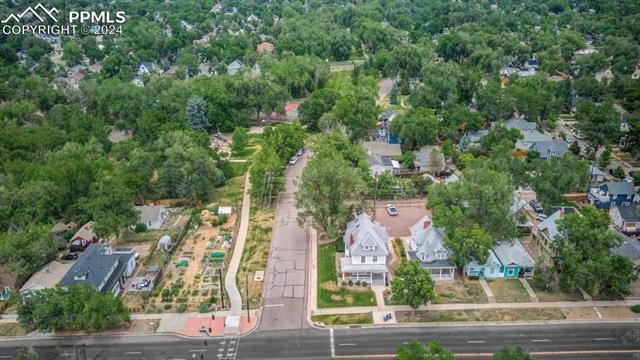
370, 200, 428, 237
259, 153, 309, 331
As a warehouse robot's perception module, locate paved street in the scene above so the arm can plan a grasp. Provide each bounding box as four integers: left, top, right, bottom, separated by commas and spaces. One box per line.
259, 153, 309, 331
1, 322, 639, 359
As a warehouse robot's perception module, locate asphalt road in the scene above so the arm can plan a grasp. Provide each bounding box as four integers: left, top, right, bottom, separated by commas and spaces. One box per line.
260, 153, 310, 331
1, 322, 639, 359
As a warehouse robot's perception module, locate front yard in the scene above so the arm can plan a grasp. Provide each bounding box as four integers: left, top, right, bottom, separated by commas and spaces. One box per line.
527, 280, 584, 302
317, 244, 376, 308
311, 313, 374, 326
396, 308, 565, 323
434, 278, 488, 304
487, 279, 531, 303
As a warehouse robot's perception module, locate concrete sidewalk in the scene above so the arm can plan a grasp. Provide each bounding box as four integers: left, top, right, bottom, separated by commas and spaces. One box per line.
224, 174, 252, 317
314, 299, 640, 316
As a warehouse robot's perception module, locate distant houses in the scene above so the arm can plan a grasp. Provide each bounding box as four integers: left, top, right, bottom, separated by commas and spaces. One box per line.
227, 59, 243, 75
367, 154, 400, 178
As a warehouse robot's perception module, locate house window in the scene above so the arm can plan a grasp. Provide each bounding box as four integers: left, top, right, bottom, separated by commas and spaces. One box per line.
489, 268, 495, 275
507, 268, 515, 276
436, 252, 446, 260
373, 256, 378, 263
361, 256, 365, 263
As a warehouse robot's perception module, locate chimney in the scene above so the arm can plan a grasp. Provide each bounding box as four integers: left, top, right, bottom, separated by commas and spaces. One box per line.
423, 220, 431, 229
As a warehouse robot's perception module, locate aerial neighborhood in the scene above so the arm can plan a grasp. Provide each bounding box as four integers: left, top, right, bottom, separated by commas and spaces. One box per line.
0, 0, 639, 358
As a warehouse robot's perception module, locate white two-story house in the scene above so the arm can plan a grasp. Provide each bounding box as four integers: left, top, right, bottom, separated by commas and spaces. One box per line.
340, 213, 389, 285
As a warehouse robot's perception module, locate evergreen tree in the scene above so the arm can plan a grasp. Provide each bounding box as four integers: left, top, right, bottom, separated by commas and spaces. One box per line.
185, 96, 209, 132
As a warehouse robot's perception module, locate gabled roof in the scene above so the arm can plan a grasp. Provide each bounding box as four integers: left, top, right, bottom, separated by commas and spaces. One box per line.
590, 164, 606, 176
529, 141, 568, 158
21, 261, 72, 293
492, 240, 535, 268
60, 244, 133, 292
538, 209, 565, 240
134, 205, 165, 224
616, 204, 640, 222
362, 142, 402, 157
413, 225, 450, 263
611, 230, 640, 264
228, 59, 243, 68
367, 154, 394, 168
605, 181, 636, 195
344, 213, 389, 257
504, 117, 537, 131
518, 130, 553, 143
72, 221, 95, 241
466, 129, 488, 143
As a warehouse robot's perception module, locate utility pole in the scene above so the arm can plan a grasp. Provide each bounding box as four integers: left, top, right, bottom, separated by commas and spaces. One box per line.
245, 273, 250, 322
218, 268, 225, 309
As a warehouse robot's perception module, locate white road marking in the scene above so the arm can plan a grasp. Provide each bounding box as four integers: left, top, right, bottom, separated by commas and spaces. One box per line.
330, 328, 336, 358
339, 343, 356, 346
124, 352, 142, 355
593, 307, 602, 319
265, 303, 285, 307
467, 340, 486, 344
594, 337, 615, 341
531, 339, 551, 342
189, 349, 205, 352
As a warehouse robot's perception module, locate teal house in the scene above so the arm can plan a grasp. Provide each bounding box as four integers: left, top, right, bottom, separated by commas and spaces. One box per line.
463, 240, 535, 278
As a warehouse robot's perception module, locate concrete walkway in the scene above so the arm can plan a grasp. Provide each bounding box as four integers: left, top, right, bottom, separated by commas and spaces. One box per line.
519, 278, 539, 302
313, 299, 640, 316
225, 174, 252, 317
479, 278, 496, 303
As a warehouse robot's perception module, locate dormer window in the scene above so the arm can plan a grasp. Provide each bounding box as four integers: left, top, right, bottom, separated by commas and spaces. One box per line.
436, 251, 446, 260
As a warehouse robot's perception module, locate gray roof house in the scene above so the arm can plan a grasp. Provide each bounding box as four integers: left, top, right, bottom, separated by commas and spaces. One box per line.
137, 62, 155, 75
529, 140, 569, 159
340, 213, 389, 285
60, 244, 136, 296
610, 204, 639, 234
408, 215, 456, 280
464, 240, 535, 278
20, 261, 72, 294
504, 117, 537, 132
367, 155, 400, 178
362, 141, 402, 157
227, 59, 243, 75
515, 130, 553, 149
535, 209, 565, 255
590, 164, 606, 183
611, 230, 640, 270
134, 205, 167, 230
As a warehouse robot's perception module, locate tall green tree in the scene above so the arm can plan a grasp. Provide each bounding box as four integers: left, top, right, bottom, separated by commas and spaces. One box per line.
389, 108, 439, 149
391, 260, 435, 310
395, 340, 454, 360
185, 95, 209, 132
231, 127, 248, 155
81, 174, 138, 241
295, 153, 366, 239
492, 346, 530, 360
556, 206, 637, 296
18, 285, 130, 333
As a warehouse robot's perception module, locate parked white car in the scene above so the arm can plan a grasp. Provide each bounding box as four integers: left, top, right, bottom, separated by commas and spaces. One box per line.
386, 204, 398, 216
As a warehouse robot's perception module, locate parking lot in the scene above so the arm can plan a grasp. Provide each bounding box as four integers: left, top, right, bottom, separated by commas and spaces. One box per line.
369, 199, 429, 237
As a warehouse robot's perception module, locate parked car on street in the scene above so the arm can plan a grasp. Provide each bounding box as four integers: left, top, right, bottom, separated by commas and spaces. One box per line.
296, 148, 305, 157
62, 252, 78, 261
288, 155, 299, 165
386, 204, 398, 216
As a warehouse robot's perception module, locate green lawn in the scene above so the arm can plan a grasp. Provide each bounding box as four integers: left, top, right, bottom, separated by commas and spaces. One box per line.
317, 244, 376, 308
311, 313, 373, 326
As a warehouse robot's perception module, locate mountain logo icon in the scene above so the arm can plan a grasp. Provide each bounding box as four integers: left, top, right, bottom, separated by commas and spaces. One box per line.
1, 3, 59, 23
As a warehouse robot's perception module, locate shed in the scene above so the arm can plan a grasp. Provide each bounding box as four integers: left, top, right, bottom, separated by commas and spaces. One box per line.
218, 207, 233, 216
158, 235, 171, 251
